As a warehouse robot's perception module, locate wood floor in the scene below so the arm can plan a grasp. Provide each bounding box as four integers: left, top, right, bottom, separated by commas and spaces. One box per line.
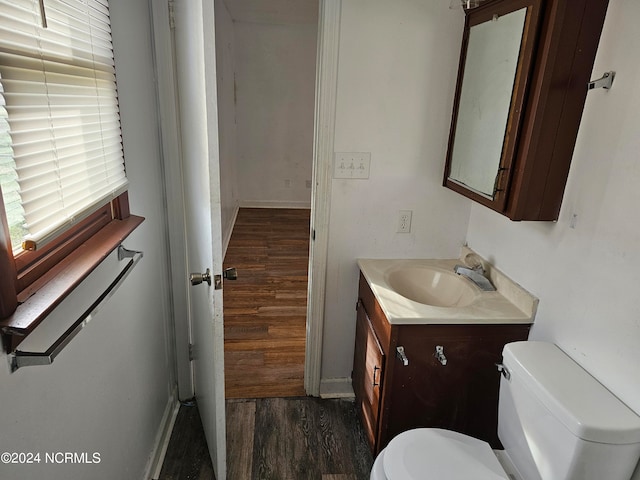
158, 400, 215, 480
158, 398, 373, 480
223, 208, 310, 398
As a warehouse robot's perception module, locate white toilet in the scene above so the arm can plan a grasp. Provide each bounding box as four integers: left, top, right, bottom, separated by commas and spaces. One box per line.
370, 341, 640, 480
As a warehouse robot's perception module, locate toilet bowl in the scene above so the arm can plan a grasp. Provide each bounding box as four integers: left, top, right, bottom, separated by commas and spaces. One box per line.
370, 428, 514, 480
370, 342, 640, 480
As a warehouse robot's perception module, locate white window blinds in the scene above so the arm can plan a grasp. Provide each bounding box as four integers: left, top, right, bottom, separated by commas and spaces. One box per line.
0, 0, 127, 253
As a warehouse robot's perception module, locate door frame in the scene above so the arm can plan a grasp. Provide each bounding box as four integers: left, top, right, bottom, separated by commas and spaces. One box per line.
304, 0, 342, 396
150, 0, 342, 398
150, 0, 193, 399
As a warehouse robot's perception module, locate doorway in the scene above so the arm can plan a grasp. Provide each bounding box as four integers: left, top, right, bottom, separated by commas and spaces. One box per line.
214, 0, 319, 397
150, 0, 341, 474
153, 0, 340, 402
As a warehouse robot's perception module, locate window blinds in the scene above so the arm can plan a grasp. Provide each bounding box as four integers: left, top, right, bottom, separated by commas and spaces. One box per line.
0, 0, 127, 252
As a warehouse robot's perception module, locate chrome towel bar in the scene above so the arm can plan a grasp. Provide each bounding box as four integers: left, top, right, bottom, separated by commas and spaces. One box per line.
9, 245, 143, 373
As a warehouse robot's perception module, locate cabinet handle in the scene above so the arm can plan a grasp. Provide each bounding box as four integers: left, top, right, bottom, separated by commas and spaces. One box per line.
435, 345, 447, 366
396, 346, 409, 366
372, 365, 380, 387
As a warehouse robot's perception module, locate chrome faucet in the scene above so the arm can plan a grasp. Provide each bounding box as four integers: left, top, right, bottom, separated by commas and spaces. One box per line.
454, 264, 496, 292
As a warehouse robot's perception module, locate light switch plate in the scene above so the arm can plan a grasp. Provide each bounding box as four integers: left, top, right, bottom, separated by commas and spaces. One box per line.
333, 152, 371, 179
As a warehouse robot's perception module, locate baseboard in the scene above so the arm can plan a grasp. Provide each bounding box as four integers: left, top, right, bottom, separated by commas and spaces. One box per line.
223, 203, 240, 259
319, 377, 355, 399
239, 200, 311, 209
145, 387, 180, 480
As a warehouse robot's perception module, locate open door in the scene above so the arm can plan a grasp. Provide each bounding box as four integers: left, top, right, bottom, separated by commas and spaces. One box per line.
172, 0, 226, 477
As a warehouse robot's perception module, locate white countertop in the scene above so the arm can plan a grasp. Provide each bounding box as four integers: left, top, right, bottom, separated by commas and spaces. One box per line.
357, 250, 537, 325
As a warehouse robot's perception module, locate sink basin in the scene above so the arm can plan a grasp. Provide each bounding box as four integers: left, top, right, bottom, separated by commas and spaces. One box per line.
385, 266, 478, 307
357, 255, 538, 324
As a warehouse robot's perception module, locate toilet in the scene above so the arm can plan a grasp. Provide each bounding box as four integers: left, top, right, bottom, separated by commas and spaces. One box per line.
371, 341, 640, 480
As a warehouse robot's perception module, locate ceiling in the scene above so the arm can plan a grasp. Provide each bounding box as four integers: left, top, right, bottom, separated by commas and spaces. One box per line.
222, 0, 319, 25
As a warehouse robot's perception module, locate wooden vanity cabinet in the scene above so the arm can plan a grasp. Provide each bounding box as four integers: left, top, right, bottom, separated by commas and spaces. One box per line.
353, 273, 531, 454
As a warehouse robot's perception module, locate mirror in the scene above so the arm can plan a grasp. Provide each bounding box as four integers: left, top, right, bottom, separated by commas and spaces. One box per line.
444, 0, 542, 209
449, 8, 526, 196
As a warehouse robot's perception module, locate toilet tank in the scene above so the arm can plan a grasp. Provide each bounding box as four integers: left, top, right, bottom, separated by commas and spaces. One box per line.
498, 341, 640, 480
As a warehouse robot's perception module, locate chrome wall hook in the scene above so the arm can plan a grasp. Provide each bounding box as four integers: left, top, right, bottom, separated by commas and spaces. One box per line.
588, 71, 615, 90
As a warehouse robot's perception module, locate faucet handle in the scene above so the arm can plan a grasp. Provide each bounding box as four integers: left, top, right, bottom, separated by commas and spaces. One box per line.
463, 252, 484, 272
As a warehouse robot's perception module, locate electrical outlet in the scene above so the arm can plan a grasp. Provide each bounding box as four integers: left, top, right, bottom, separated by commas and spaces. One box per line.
397, 210, 412, 233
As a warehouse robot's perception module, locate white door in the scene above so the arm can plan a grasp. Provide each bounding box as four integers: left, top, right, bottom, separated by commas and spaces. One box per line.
172, 0, 226, 477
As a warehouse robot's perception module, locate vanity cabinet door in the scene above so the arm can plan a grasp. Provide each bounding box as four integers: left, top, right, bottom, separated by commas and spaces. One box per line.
387, 330, 470, 441
352, 300, 385, 450
384, 324, 530, 449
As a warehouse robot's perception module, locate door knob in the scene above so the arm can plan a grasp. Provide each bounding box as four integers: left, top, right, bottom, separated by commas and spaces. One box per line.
223, 267, 237, 280
190, 268, 211, 286
213, 267, 238, 290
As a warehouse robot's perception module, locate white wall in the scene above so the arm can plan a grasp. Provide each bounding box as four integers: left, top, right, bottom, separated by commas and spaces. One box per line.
0, 1, 176, 478
215, 0, 240, 247
465, 1, 640, 475
321, 0, 471, 382
233, 20, 318, 207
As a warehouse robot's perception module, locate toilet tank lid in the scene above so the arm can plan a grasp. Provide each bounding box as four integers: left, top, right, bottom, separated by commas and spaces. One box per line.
503, 341, 640, 445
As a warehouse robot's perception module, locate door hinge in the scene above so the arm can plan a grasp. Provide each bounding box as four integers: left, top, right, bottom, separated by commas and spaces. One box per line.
188, 343, 194, 361
168, 0, 176, 29
311, 228, 316, 241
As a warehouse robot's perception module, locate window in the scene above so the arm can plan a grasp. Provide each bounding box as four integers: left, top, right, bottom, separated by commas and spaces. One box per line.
0, 0, 142, 333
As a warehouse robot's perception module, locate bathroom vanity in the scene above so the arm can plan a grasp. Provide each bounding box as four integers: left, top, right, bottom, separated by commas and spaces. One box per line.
353, 253, 537, 454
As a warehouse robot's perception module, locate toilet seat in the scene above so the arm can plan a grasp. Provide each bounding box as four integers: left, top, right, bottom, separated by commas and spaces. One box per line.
381, 429, 509, 480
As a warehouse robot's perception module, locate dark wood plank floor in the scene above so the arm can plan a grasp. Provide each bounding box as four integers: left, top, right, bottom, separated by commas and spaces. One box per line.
158, 398, 373, 480
158, 400, 215, 480
223, 208, 310, 398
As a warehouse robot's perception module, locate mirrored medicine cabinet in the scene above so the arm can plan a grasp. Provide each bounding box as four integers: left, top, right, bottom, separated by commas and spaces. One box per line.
443, 0, 609, 221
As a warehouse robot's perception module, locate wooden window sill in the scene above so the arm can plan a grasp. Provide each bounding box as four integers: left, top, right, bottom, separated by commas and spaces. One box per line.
1, 215, 144, 352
